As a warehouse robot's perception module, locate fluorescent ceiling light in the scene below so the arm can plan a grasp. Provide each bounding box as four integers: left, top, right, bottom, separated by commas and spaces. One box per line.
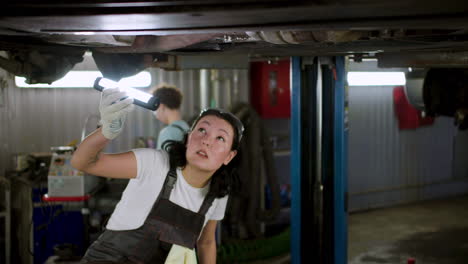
347, 72, 406, 86
73, 32, 96, 35
15, 71, 152, 88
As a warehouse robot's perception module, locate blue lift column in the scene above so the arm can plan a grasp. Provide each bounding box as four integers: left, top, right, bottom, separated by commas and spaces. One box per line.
290, 56, 348, 264
290, 56, 302, 264
333, 56, 348, 264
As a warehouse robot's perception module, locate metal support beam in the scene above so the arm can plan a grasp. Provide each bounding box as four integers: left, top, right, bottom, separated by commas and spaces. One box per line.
303, 58, 324, 262
291, 56, 324, 262
377, 51, 468, 68
322, 59, 335, 264
200, 69, 211, 109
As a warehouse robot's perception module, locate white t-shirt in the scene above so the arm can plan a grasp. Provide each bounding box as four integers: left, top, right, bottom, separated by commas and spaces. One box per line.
106, 148, 228, 230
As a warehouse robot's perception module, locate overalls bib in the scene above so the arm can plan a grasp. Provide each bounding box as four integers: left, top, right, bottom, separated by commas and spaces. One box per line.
81, 168, 215, 264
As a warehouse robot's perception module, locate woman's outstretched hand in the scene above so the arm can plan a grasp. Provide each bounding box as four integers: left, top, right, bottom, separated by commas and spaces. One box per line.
99, 88, 134, 140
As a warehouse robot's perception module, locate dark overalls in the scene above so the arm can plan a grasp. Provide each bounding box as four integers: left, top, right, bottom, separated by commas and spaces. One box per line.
81, 168, 215, 264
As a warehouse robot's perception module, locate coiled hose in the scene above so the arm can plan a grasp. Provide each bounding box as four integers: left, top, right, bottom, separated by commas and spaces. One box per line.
217, 227, 290, 263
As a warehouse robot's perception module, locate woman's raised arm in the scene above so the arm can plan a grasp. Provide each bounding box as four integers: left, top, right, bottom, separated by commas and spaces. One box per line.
71, 127, 137, 179
71, 87, 136, 179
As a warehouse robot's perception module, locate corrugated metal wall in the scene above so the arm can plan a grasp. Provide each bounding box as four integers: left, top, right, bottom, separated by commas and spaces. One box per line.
348, 62, 468, 211
0, 55, 249, 176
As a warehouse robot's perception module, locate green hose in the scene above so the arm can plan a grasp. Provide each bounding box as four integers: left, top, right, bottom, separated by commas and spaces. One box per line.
218, 227, 290, 263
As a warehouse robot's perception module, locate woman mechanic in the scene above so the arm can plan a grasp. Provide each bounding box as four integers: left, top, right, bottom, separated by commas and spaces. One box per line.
71, 87, 243, 263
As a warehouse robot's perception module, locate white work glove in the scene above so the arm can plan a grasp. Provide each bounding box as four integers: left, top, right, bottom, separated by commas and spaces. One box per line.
99, 88, 134, 140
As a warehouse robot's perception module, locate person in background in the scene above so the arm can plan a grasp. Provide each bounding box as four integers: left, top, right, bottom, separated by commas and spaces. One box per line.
151, 83, 190, 149
71, 87, 243, 264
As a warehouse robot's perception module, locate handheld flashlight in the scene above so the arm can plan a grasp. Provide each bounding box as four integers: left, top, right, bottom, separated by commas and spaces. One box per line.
93, 77, 160, 111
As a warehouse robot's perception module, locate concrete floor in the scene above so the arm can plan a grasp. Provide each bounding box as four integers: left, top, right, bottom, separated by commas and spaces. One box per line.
246, 195, 468, 264
348, 195, 468, 264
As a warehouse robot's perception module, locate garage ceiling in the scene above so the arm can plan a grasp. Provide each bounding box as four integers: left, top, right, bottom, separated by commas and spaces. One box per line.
1, 0, 468, 82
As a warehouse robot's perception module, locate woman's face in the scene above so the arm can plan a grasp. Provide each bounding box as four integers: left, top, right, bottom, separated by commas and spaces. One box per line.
186, 115, 237, 173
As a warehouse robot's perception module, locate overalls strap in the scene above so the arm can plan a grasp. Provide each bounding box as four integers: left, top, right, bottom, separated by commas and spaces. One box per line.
159, 168, 177, 200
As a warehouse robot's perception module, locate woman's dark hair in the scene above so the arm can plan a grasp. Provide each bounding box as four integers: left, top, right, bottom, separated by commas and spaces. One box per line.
163, 108, 244, 198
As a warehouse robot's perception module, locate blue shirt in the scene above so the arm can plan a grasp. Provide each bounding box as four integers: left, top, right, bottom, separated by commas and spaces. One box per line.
156, 120, 190, 149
